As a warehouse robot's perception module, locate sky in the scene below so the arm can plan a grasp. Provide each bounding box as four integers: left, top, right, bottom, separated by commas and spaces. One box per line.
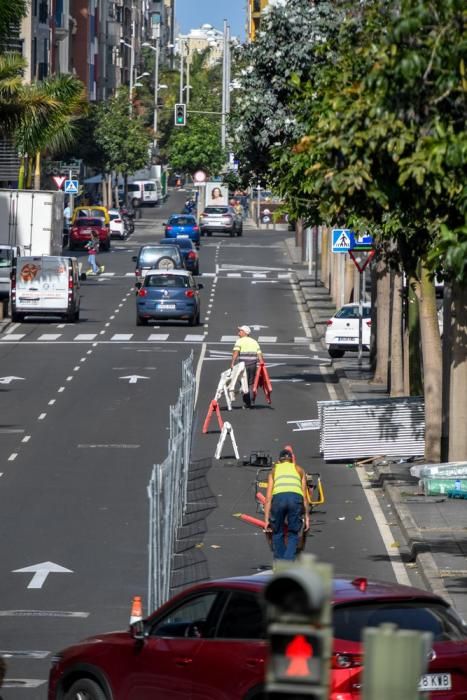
175, 0, 247, 41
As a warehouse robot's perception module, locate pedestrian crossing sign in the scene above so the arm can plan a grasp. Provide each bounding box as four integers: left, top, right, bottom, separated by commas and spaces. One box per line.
332, 229, 352, 253
64, 179, 79, 194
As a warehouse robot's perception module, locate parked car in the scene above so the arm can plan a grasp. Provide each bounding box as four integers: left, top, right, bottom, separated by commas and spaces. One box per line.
108, 208, 127, 240
163, 214, 200, 247
48, 573, 467, 700
159, 237, 200, 275
200, 205, 243, 237
325, 302, 371, 358
69, 217, 111, 251
132, 244, 184, 285
135, 270, 202, 326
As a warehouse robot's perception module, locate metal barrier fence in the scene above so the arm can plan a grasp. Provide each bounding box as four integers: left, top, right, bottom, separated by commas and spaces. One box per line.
147, 352, 196, 612
318, 397, 425, 461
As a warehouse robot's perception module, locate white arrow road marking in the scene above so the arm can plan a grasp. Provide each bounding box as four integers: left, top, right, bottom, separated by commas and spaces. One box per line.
13, 562, 73, 589
249, 324, 269, 330
120, 375, 149, 384
0, 376, 25, 385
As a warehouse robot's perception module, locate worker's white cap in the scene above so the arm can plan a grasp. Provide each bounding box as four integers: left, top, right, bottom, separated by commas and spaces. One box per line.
238, 325, 251, 335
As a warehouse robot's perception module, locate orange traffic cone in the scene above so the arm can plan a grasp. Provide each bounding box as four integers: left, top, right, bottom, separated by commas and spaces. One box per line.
129, 595, 143, 626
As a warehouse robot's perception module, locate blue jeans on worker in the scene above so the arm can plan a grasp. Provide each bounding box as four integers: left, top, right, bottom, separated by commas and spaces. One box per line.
270, 493, 303, 560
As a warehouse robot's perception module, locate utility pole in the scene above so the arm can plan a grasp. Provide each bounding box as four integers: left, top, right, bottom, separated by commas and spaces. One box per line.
129, 14, 135, 114
179, 37, 184, 105
185, 44, 191, 105
221, 20, 229, 150
153, 24, 160, 153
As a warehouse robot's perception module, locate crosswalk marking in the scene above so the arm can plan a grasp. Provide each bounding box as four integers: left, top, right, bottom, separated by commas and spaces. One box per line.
111, 334, 133, 341
100, 272, 115, 277
258, 336, 277, 343
184, 334, 205, 342
74, 334, 97, 341
220, 335, 237, 342
125, 272, 134, 277
37, 334, 61, 341
226, 273, 241, 278
148, 333, 169, 341
1, 334, 25, 341
252, 273, 267, 278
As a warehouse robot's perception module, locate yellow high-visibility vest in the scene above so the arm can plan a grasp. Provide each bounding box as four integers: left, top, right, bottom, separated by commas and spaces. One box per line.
272, 461, 303, 497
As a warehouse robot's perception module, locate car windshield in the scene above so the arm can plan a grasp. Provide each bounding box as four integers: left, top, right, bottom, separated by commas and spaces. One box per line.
139, 247, 180, 264
169, 217, 195, 226
203, 207, 229, 215
335, 306, 371, 319
128, 184, 139, 192
144, 183, 156, 191
109, 213, 120, 221
145, 275, 189, 288
77, 209, 105, 218
75, 219, 102, 227
0, 250, 13, 267
333, 601, 467, 643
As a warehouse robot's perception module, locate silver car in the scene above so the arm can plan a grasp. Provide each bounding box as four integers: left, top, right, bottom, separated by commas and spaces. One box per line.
200, 206, 243, 237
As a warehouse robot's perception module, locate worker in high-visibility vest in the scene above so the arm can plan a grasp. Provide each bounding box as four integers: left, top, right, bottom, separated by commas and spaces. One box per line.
230, 325, 263, 408
263, 449, 310, 560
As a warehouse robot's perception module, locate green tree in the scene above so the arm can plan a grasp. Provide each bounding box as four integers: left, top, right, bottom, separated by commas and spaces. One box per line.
0, 0, 27, 39
94, 89, 151, 201
167, 114, 225, 175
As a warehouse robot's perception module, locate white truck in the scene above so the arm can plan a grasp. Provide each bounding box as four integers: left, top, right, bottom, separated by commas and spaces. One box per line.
0, 189, 64, 257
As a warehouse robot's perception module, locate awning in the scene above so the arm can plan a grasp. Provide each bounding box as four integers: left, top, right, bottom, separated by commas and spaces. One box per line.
83, 174, 103, 184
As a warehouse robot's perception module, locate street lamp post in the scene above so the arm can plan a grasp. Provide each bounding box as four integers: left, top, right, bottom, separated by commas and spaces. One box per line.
143, 28, 161, 153
120, 37, 134, 113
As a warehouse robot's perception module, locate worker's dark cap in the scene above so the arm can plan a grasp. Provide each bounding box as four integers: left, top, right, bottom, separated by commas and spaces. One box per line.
279, 449, 293, 460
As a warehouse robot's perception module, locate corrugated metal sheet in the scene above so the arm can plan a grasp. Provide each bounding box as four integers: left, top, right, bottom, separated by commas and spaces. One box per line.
318, 397, 424, 461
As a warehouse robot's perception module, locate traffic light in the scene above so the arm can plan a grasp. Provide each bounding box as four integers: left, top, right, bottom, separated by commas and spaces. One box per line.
174, 103, 186, 126
263, 555, 333, 698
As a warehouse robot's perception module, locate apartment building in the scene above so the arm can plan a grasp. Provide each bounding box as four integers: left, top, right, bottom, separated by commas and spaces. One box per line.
247, 0, 269, 41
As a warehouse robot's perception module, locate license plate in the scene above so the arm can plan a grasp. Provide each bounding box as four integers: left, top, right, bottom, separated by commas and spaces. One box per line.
418, 673, 452, 691
83, 229, 93, 235
337, 337, 357, 342
157, 304, 176, 310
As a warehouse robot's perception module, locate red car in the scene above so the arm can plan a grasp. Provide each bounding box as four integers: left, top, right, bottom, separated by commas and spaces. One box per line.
69, 217, 111, 251
48, 574, 467, 700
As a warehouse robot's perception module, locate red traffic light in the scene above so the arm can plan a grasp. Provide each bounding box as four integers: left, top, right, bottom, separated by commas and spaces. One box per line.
285, 634, 314, 677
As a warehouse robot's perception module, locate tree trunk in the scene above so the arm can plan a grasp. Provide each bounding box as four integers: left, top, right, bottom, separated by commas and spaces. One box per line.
390, 269, 404, 396
448, 281, 467, 461
34, 151, 41, 190
344, 256, 355, 303
295, 218, 304, 257
415, 264, 442, 462
18, 157, 26, 189
321, 227, 329, 288
371, 258, 390, 386
408, 276, 423, 395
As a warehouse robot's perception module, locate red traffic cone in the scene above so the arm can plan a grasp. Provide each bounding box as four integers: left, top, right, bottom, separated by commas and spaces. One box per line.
129, 595, 143, 626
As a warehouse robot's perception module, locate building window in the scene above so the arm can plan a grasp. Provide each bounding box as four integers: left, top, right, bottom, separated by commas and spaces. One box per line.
38, 1, 49, 24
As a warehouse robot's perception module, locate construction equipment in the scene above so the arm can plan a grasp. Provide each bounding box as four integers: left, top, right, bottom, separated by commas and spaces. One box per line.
253, 361, 272, 404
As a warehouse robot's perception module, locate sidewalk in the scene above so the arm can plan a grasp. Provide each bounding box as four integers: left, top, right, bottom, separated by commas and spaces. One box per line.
285, 237, 467, 621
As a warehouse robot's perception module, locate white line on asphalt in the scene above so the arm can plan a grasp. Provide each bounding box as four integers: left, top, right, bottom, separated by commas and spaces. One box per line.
114, 309, 120, 313
22, 436, 31, 443
3, 679, 46, 688
251, 281, 278, 284
0, 610, 89, 617
66, 376, 73, 381
8, 454, 17, 461
74, 334, 97, 341
258, 336, 277, 343
77, 444, 140, 449
5, 323, 20, 333
48, 400, 56, 406
73, 366, 80, 371
58, 387, 65, 392
38, 334, 61, 341
38, 413, 46, 420
110, 315, 115, 320
195, 342, 207, 406
1, 334, 25, 341
99, 330, 106, 334
355, 466, 412, 587
80, 358, 86, 363
0, 650, 50, 659
0, 473, 3, 477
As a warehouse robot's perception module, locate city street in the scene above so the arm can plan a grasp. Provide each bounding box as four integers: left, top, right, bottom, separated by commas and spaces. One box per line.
0, 189, 425, 697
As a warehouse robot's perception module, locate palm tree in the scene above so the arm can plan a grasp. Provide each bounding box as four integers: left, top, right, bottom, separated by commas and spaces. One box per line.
0, 0, 27, 38
14, 74, 88, 188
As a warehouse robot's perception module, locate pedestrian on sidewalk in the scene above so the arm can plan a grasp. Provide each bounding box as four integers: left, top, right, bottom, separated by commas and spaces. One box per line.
230, 325, 263, 407
263, 448, 310, 561
85, 232, 100, 274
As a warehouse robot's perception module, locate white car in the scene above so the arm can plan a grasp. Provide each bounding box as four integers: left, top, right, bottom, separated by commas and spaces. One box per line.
108, 208, 126, 239
325, 302, 371, 358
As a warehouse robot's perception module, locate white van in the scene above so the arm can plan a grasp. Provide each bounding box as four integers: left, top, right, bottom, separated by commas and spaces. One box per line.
127, 180, 161, 207
10, 255, 81, 323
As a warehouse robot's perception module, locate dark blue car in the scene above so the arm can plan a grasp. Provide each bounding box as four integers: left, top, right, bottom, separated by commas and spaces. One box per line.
159, 237, 200, 275
136, 270, 202, 326
163, 214, 200, 247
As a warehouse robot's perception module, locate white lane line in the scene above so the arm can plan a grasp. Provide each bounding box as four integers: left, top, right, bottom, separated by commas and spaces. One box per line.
5, 323, 20, 333
200, 272, 215, 277
101, 272, 115, 276
8, 454, 17, 461
184, 334, 206, 342
258, 336, 277, 343
56, 324, 66, 328
0, 473, 3, 477
252, 273, 267, 278
114, 309, 120, 314
1, 334, 25, 341
118, 303, 123, 308
80, 358, 86, 363
38, 413, 46, 420
99, 330, 106, 335
278, 273, 292, 279
221, 336, 237, 342
37, 334, 61, 341
48, 399, 56, 406
251, 280, 278, 284
110, 315, 115, 320
58, 387, 65, 393
66, 376, 73, 382
195, 342, 207, 406
125, 272, 134, 277
73, 366, 80, 371
74, 334, 97, 341
3, 680, 46, 688
227, 273, 241, 278
0, 610, 89, 617
355, 466, 411, 587
148, 334, 169, 341
22, 436, 31, 443
105, 323, 110, 327
111, 334, 133, 341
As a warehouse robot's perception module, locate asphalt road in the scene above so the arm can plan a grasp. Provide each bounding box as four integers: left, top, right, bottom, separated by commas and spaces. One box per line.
0, 188, 406, 698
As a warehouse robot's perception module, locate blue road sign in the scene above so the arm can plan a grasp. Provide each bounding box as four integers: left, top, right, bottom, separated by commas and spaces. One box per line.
332, 229, 352, 253
350, 233, 374, 249
64, 179, 79, 194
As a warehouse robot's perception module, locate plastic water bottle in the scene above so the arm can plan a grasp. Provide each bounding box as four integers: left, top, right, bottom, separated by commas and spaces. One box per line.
455, 479, 461, 491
